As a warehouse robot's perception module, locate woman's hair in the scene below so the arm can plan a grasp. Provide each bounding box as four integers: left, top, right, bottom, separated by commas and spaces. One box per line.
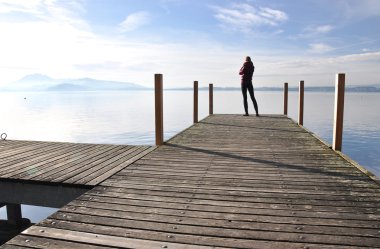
245, 56, 251, 62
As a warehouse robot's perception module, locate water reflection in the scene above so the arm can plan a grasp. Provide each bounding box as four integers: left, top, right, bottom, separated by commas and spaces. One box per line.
0, 205, 57, 224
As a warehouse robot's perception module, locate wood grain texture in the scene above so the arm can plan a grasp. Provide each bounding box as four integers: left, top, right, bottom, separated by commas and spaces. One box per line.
2, 115, 380, 248
0, 140, 154, 186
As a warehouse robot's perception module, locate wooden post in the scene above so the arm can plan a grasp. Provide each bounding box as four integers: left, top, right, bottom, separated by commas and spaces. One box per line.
284, 83, 288, 115
333, 73, 345, 151
6, 204, 22, 225
193, 81, 198, 123
155, 74, 163, 146
209, 83, 213, 115
298, 80, 304, 125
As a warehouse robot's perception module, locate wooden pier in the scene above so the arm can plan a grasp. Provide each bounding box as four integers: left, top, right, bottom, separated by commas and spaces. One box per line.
1, 114, 379, 248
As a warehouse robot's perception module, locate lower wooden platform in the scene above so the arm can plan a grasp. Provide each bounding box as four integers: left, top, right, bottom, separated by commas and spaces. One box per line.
0, 140, 154, 186
2, 115, 380, 248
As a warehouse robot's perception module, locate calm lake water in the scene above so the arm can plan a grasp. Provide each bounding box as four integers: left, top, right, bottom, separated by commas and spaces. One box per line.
0, 90, 379, 222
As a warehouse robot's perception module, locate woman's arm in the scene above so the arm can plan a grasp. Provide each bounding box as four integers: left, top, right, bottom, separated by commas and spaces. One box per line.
239, 63, 246, 75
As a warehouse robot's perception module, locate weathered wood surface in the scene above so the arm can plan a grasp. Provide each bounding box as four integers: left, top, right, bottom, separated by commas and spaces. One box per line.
3, 115, 380, 248
0, 140, 154, 186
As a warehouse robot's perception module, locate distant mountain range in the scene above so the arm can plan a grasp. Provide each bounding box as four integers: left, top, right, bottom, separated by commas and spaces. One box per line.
1, 74, 379, 92
0, 74, 145, 91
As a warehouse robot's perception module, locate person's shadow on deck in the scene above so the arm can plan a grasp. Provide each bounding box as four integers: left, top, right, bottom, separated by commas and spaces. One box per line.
164, 143, 369, 182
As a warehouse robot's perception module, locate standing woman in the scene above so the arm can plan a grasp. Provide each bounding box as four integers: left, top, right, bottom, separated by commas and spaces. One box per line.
239, 56, 259, 116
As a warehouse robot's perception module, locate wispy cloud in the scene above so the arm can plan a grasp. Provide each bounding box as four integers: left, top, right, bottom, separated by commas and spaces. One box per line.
212, 3, 288, 32
292, 24, 334, 40
253, 51, 380, 86
0, 0, 42, 14
307, 25, 334, 34
0, 0, 88, 28
119, 11, 151, 32
309, 43, 334, 53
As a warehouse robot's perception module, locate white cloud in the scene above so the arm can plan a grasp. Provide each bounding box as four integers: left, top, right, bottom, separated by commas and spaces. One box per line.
309, 43, 334, 53
250, 51, 380, 87
212, 3, 288, 32
0, 0, 42, 14
293, 24, 334, 40
259, 7, 287, 23
334, 51, 380, 63
119, 11, 151, 32
273, 29, 284, 35
313, 25, 334, 34
0, 0, 88, 28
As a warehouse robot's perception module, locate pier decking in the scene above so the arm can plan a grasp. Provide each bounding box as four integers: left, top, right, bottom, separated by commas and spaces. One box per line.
0, 141, 154, 186
2, 115, 380, 248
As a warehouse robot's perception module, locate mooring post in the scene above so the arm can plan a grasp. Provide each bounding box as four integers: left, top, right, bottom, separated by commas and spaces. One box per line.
209, 83, 213, 115
333, 73, 345, 151
284, 83, 288, 115
155, 74, 164, 146
6, 204, 22, 225
298, 80, 304, 125
194, 81, 198, 123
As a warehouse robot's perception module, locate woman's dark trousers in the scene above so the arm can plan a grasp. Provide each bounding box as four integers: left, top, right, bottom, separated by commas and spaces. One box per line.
241, 82, 259, 115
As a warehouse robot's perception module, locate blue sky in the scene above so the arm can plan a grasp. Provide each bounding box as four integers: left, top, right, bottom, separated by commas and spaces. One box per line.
0, 0, 380, 87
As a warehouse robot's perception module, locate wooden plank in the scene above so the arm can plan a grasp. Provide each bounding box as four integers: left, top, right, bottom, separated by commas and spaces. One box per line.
127, 163, 367, 177
76, 194, 379, 218
7, 235, 115, 249
100, 180, 380, 199
23, 226, 228, 249
83, 187, 380, 210
114, 169, 373, 184
108, 175, 380, 194
119, 164, 366, 178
